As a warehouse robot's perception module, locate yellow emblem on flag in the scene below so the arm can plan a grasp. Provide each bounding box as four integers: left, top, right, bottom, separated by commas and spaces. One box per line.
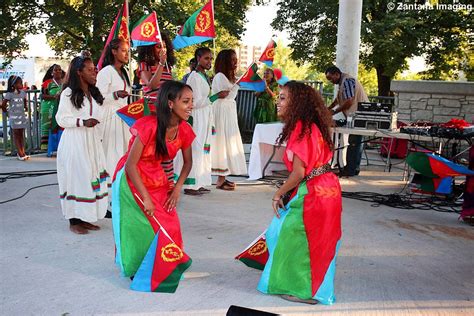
195, 10, 211, 33
118, 21, 129, 41
127, 102, 144, 115
161, 243, 184, 262
313, 186, 339, 198
265, 48, 275, 59
248, 240, 267, 256
141, 21, 155, 38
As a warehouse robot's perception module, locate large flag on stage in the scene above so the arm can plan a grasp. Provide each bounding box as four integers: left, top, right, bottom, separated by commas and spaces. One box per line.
259, 39, 277, 67
235, 230, 268, 270
97, 0, 129, 70
130, 11, 162, 47
116, 98, 156, 127
172, 0, 216, 50
237, 63, 265, 92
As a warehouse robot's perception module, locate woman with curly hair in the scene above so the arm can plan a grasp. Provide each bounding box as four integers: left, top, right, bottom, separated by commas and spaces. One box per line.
257, 81, 342, 305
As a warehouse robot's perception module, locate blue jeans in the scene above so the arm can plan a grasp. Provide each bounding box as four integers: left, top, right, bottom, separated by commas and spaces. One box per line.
345, 134, 363, 175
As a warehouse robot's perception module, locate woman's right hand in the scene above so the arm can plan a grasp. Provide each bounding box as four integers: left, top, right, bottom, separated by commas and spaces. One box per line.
218, 90, 230, 98
143, 196, 156, 216
159, 49, 167, 65
83, 118, 100, 127
115, 90, 129, 99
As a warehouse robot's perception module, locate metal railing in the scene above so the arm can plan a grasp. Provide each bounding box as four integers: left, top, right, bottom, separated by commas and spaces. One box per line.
1, 84, 395, 155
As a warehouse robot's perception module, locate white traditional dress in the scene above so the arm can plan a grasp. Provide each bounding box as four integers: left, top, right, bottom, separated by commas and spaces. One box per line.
96, 65, 131, 205
174, 70, 213, 189
96, 65, 131, 179
56, 87, 109, 222
211, 72, 247, 176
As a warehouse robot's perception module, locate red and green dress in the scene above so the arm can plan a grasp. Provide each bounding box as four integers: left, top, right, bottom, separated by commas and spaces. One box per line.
257, 121, 342, 305
112, 116, 195, 283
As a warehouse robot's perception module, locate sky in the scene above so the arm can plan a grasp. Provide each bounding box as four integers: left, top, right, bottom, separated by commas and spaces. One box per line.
25, 2, 285, 58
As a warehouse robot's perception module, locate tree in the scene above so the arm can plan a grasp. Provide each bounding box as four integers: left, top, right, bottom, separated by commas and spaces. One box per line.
271, 0, 473, 96
1, 0, 253, 69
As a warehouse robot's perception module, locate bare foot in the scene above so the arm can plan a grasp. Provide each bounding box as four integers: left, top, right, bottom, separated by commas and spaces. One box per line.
80, 222, 100, 230
70, 224, 89, 234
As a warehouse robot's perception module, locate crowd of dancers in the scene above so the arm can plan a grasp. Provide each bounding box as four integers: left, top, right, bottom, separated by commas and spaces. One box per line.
3, 36, 342, 305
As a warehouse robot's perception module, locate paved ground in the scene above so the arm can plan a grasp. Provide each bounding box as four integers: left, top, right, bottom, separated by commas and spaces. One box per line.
1, 153, 473, 316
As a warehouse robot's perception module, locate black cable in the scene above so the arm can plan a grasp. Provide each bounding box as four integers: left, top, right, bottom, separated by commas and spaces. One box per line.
341, 190, 463, 213
0, 183, 58, 204
0, 170, 57, 183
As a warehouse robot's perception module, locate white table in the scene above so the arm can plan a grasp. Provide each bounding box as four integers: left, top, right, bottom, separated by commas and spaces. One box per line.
248, 123, 286, 180
247, 123, 454, 180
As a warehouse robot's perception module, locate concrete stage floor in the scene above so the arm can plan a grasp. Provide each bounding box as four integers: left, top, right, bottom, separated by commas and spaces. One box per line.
1, 154, 473, 315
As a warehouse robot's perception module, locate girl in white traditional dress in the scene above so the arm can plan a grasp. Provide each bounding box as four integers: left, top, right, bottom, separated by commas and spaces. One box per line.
174, 47, 213, 196
211, 49, 247, 190
96, 39, 131, 213
56, 52, 109, 235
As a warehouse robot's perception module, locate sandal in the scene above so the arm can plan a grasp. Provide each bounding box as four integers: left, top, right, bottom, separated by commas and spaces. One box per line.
216, 182, 235, 191
184, 189, 203, 196
280, 294, 318, 305
69, 224, 89, 235
224, 179, 236, 187
198, 187, 211, 193
80, 222, 101, 230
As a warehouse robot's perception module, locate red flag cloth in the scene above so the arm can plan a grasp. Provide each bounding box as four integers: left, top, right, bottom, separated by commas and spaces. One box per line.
258, 40, 277, 67
116, 98, 156, 127
97, 0, 129, 70
130, 11, 162, 47
235, 230, 268, 270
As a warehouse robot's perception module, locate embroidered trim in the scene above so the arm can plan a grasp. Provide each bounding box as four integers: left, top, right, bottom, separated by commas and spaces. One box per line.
59, 192, 108, 203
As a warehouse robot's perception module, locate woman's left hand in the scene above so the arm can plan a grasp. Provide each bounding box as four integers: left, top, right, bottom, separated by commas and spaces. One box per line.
164, 188, 180, 213
271, 194, 285, 218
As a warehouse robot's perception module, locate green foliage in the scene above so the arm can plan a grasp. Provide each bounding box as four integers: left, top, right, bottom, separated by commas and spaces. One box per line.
271, 0, 473, 95
1, 0, 252, 68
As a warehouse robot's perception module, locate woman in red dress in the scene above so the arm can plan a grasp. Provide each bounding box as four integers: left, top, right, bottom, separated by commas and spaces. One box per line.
257, 81, 342, 305
112, 80, 195, 281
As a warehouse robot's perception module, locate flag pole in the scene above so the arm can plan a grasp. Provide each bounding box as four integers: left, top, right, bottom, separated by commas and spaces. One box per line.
126, 0, 132, 93
212, 0, 216, 57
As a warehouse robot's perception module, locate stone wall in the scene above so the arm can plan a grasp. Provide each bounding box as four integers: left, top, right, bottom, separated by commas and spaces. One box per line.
390, 80, 474, 123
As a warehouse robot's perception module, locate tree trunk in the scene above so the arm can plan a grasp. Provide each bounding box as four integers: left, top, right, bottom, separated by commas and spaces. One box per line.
375, 66, 392, 96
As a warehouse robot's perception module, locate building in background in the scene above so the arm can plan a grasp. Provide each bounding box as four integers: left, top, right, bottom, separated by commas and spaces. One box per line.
235, 44, 262, 73
0, 57, 69, 90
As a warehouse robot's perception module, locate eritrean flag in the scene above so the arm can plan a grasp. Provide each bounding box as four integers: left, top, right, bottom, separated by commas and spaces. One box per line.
130, 11, 162, 47
112, 168, 192, 293
173, 0, 216, 50
237, 63, 265, 92
259, 40, 277, 67
97, 0, 129, 70
116, 98, 156, 127
406, 152, 474, 194
235, 230, 268, 270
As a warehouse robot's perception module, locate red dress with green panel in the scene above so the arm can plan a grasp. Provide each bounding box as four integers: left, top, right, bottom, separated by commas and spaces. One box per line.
112, 116, 195, 281
257, 120, 343, 305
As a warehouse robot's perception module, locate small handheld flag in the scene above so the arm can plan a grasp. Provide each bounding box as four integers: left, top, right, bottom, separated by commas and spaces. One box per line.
237, 63, 265, 92
97, 0, 129, 70
131, 11, 162, 47
173, 0, 216, 50
259, 40, 277, 67
235, 230, 269, 270
116, 98, 156, 127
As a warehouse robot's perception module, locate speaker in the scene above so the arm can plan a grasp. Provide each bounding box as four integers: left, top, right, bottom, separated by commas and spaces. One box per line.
226, 305, 279, 316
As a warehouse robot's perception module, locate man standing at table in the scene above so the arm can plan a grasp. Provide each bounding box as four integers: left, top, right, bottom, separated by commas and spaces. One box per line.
326, 65, 369, 177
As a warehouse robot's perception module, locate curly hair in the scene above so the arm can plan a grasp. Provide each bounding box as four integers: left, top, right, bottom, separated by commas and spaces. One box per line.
214, 49, 236, 82
277, 81, 334, 150
137, 31, 175, 67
